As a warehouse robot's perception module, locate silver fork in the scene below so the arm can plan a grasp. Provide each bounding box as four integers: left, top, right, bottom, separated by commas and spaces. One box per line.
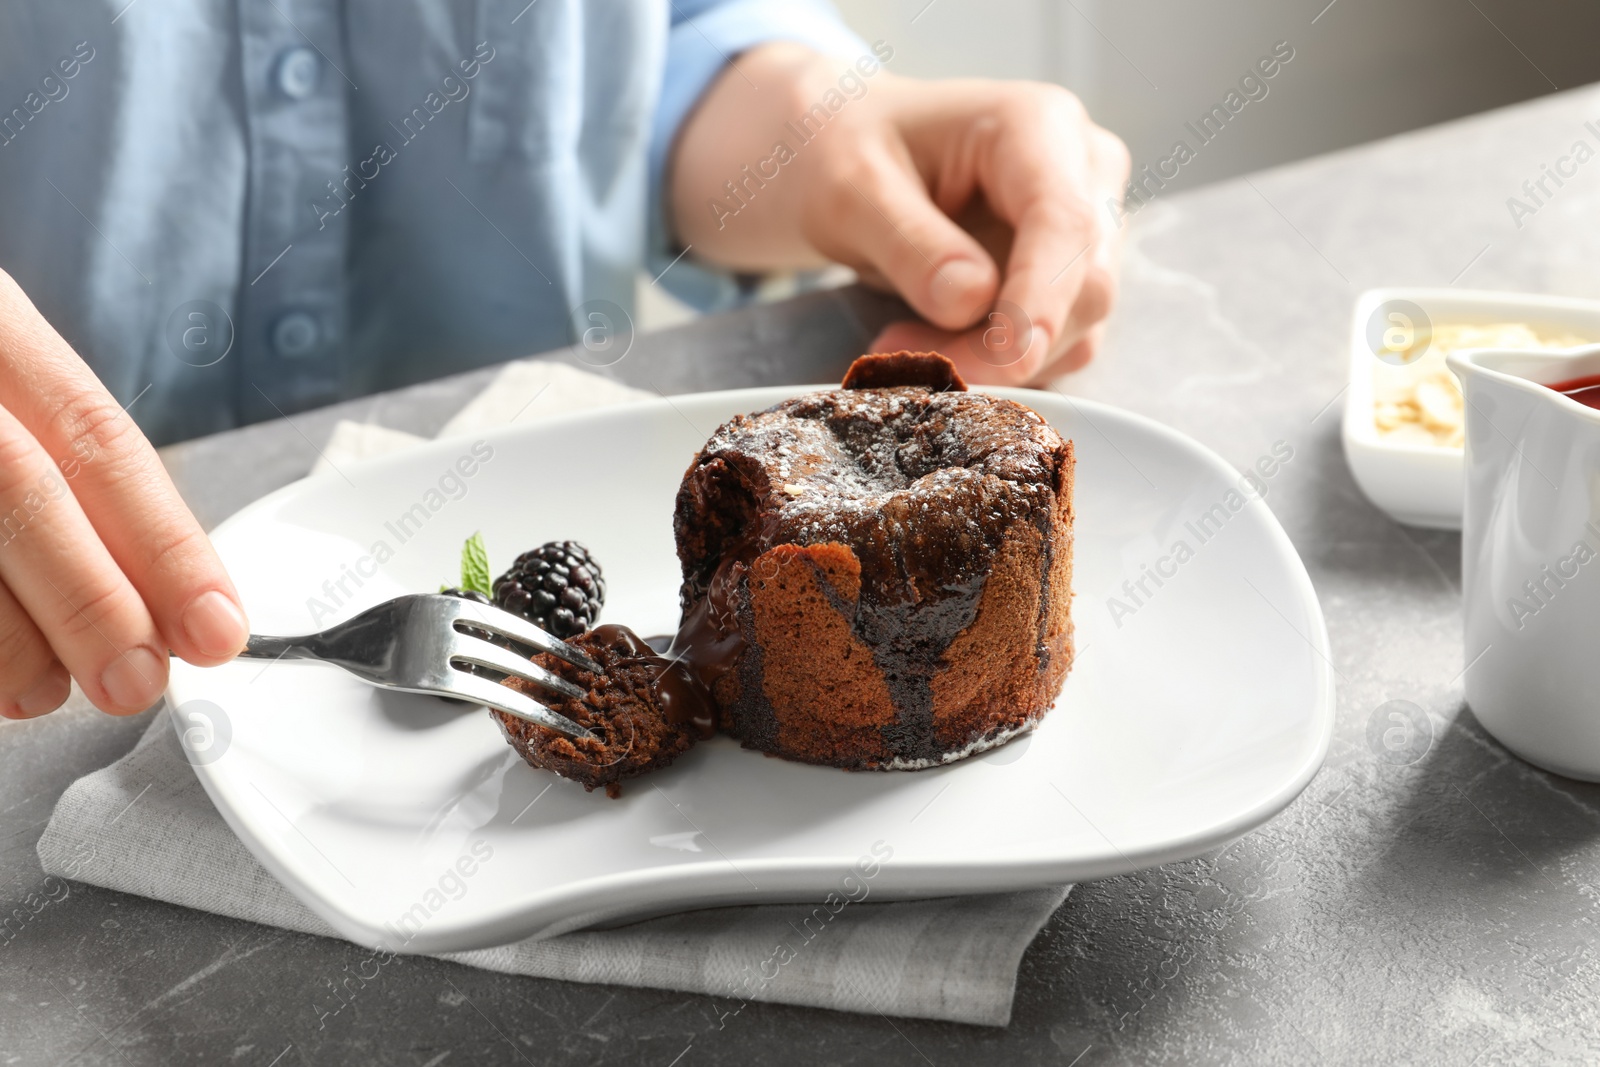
236, 593, 601, 740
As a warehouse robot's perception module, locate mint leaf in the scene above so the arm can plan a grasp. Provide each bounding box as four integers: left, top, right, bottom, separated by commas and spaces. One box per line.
460, 532, 492, 598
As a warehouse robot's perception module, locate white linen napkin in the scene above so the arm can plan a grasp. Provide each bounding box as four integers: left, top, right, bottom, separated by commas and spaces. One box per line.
37, 358, 1070, 1027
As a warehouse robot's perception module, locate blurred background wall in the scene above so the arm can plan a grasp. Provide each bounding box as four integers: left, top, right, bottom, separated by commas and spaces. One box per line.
837, 0, 1600, 195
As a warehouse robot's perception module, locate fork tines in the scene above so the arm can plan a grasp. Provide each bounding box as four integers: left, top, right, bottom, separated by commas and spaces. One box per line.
448, 632, 588, 702
441, 598, 603, 675
436, 597, 604, 739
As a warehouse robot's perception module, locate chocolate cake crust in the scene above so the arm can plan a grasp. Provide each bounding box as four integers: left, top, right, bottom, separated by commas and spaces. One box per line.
841, 349, 969, 392
672, 351, 1074, 769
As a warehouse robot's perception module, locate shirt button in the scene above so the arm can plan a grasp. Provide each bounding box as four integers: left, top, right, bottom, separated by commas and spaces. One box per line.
274, 47, 320, 100
271, 311, 321, 357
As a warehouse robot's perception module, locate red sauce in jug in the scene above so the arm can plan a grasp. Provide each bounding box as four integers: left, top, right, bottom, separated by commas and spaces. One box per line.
1546, 372, 1600, 410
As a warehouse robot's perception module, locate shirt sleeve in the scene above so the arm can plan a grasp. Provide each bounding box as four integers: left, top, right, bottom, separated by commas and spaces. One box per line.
648, 0, 869, 311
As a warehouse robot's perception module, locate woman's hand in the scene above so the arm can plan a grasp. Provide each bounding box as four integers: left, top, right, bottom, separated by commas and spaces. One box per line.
671, 42, 1131, 384
0, 269, 247, 719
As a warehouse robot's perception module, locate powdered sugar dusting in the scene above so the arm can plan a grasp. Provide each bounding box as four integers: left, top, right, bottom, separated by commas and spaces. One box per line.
882, 719, 1038, 770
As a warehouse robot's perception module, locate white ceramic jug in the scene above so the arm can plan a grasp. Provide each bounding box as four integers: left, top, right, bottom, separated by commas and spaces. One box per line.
1450, 343, 1600, 780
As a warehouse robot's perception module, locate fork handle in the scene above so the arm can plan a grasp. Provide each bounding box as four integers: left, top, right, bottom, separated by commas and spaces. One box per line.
238, 634, 315, 661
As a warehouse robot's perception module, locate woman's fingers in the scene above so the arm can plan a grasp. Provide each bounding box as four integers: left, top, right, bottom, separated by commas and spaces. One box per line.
1048, 125, 1131, 365
0, 272, 246, 670
865, 81, 1129, 385
0, 574, 70, 719
0, 401, 169, 714
971, 93, 1122, 382
865, 158, 1121, 384
805, 144, 999, 334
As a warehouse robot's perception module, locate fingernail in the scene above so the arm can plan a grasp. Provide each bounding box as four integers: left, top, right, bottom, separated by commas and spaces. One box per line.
101, 646, 165, 711
183, 590, 248, 658
17, 665, 70, 718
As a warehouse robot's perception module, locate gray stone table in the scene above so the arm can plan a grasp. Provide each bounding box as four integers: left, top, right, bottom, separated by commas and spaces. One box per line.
6, 80, 1600, 1066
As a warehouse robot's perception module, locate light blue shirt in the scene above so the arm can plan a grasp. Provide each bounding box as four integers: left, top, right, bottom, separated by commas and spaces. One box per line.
0, 1, 863, 445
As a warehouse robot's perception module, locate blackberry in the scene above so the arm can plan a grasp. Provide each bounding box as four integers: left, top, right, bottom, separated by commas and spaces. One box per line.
494, 541, 605, 638
439, 587, 491, 605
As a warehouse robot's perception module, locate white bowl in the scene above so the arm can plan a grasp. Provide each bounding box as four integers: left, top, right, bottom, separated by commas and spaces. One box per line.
1342, 288, 1600, 529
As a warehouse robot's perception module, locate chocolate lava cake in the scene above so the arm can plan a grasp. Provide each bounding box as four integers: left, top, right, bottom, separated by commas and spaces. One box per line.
495, 624, 714, 797
671, 351, 1074, 770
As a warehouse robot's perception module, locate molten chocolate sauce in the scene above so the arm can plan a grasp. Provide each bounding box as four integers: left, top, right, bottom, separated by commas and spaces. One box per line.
588, 623, 655, 658
666, 598, 742, 689
666, 552, 749, 694
588, 624, 716, 739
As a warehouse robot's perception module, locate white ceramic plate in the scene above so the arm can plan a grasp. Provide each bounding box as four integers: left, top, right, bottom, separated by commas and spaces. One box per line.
1342, 288, 1600, 529
168, 386, 1334, 953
